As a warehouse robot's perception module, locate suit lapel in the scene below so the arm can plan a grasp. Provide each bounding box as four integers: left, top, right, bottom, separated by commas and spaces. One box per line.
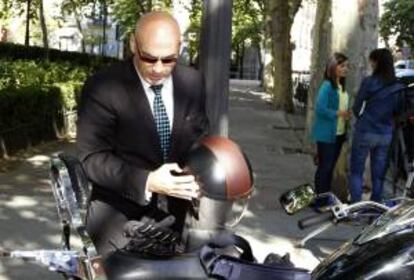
125, 60, 162, 158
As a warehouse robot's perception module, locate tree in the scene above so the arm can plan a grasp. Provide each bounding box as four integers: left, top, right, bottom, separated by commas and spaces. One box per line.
0, 0, 49, 50
380, 0, 414, 51
185, 0, 263, 71
232, 0, 263, 79
24, 0, 31, 46
109, 0, 172, 58
265, 0, 302, 112
111, 0, 172, 40
184, 0, 202, 65
0, 0, 39, 46
38, 0, 48, 53
304, 0, 379, 199
100, 0, 108, 56
60, 0, 93, 53
0, 0, 14, 27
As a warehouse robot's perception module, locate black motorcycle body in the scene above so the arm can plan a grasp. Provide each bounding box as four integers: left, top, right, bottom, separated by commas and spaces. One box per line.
313, 230, 414, 279
312, 200, 414, 280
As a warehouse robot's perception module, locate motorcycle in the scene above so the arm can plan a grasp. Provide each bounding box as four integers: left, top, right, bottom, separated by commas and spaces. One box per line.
280, 184, 414, 279
3, 153, 414, 279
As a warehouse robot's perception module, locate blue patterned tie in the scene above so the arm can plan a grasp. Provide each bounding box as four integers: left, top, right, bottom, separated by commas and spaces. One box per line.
150, 84, 171, 162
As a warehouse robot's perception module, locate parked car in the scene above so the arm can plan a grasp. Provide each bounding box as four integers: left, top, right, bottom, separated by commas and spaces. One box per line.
395, 59, 414, 85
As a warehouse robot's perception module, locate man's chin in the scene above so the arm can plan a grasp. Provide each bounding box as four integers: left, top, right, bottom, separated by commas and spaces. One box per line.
149, 78, 164, 85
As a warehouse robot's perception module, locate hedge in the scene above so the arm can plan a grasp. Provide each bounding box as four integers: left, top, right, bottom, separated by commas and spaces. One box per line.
0, 86, 64, 156
0, 57, 92, 157
0, 42, 118, 68
0, 43, 119, 157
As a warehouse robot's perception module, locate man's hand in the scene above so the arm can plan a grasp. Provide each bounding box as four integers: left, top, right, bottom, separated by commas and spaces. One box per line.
146, 163, 200, 200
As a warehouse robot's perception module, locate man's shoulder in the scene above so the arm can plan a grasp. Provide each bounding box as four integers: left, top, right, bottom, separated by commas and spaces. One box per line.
82, 59, 134, 98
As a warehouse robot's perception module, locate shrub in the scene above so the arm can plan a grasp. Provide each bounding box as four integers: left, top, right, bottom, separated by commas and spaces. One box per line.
0, 42, 117, 68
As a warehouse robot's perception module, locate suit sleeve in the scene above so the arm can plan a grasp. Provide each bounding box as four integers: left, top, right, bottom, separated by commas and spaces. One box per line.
76, 77, 149, 205
315, 81, 337, 120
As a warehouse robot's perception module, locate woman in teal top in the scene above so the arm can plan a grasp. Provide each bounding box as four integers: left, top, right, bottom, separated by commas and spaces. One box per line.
312, 52, 351, 208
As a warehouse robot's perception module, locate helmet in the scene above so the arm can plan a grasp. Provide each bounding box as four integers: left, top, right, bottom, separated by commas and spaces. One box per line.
183, 136, 254, 201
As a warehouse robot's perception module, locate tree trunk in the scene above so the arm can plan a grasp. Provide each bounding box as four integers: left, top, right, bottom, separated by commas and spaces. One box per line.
239, 41, 245, 79
101, 0, 107, 56
257, 44, 263, 80
304, 0, 332, 150
39, 0, 49, 59
304, 0, 379, 200
261, 0, 272, 90
24, 0, 31, 46
75, 17, 86, 53
268, 0, 294, 112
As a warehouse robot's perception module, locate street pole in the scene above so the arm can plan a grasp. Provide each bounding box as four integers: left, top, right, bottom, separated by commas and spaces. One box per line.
199, 0, 233, 137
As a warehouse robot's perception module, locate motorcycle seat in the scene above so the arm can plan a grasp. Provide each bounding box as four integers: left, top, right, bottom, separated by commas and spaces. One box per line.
103, 250, 210, 280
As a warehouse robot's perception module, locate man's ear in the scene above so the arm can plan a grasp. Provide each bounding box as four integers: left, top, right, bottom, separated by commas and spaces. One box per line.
129, 35, 136, 54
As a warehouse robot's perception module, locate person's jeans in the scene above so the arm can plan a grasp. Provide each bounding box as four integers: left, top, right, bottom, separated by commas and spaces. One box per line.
314, 135, 346, 196
349, 132, 392, 203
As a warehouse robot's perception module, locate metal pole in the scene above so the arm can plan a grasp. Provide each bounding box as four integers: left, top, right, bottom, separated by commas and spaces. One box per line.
199, 0, 233, 137
190, 0, 234, 241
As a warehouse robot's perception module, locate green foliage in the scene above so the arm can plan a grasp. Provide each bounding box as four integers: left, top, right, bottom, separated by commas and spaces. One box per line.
380, 0, 414, 50
0, 86, 61, 131
232, 0, 264, 48
184, 0, 264, 65
0, 85, 62, 155
0, 0, 13, 24
184, 0, 203, 64
0, 0, 38, 23
111, 0, 173, 40
0, 42, 117, 67
0, 56, 89, 155
0, 59, 88, 128
53, 81, 84, 110
0, 58, 87, 155
0, 60, 86, 87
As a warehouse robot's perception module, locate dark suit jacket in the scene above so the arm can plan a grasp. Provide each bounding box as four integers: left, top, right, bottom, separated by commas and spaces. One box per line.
77, 59, 208, 231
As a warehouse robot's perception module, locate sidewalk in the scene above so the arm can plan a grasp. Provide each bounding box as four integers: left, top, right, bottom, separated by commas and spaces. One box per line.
0, 80, 359, 279
228, 80, 359, 269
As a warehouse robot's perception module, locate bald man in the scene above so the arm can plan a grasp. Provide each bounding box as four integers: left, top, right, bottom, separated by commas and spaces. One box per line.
77, 11, 208, 256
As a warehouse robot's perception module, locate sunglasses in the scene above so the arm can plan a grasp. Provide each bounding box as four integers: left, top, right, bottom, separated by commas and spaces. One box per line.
136, 43, 177, 65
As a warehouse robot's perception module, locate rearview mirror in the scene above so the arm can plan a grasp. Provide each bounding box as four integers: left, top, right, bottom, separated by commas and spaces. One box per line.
280, 184, 316, 215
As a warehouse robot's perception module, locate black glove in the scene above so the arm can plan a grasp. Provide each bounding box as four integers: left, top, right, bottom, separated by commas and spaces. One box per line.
123, 215, 180, 258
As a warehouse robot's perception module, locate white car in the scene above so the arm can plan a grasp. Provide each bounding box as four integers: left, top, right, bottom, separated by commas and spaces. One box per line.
395, 59, 414, 76
395, 60, 414, 85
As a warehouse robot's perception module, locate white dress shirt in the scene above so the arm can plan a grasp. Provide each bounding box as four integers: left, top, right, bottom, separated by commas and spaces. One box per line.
136, 71, 174, 129
134, 66, 175, 203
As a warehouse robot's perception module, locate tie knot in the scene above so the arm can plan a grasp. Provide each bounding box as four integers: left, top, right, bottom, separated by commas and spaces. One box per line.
150, 84, 163, 95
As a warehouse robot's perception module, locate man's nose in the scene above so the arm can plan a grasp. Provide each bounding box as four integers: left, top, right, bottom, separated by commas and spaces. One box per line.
152, 60, 164, 73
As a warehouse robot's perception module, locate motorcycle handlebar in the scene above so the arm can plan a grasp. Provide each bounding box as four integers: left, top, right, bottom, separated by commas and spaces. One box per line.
298, 211, 334, 230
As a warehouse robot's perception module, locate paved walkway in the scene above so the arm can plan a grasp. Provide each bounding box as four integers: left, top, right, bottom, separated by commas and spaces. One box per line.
0, 80, 360, 279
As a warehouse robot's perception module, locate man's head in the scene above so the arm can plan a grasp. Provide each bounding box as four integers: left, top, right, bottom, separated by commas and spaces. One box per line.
130, 11, 181, 85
